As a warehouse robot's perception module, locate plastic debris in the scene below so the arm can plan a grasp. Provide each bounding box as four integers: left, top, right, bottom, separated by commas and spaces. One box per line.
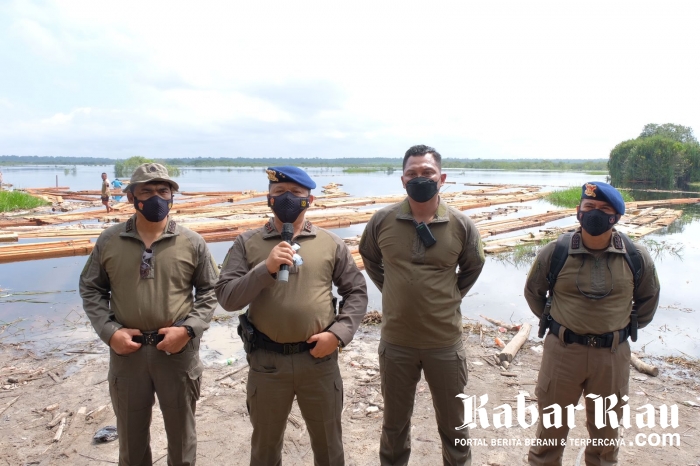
93, 425, 118, 443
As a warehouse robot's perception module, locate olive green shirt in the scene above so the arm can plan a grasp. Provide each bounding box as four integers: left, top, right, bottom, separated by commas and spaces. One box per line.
359, 198, 486, 349
79, 216, 219, 345
215, 219, 368, 345
524, 228, 660, 335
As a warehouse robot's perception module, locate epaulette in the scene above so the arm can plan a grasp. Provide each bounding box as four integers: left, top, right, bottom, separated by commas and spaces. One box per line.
613, 233, 623, 250
167, 219, 177, 234
303, 220, 312, 232
125, 217, 134, 232
264, 220, 274, 233
571, 232, 581, 250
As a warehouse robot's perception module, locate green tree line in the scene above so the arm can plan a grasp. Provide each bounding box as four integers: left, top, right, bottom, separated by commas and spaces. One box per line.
609, 123, 700, 189
2, 155, 608, 173
114, 156, 180, 178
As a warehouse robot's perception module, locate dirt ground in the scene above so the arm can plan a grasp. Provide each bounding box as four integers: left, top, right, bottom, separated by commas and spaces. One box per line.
1, 322, 699, 466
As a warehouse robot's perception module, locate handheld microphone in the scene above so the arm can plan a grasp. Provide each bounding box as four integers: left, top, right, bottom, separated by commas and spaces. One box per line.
278, 223, 294, 283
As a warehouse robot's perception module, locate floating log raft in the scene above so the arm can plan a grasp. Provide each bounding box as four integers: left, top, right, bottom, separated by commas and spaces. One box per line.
0, 240, 93, 263
0, 185, 695, 263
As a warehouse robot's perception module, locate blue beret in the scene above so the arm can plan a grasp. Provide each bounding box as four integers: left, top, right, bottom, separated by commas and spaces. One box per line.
265, 166, 316, 190
581, 181, 625, 215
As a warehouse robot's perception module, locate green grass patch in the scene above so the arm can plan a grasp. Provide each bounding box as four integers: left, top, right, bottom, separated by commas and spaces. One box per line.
688, 181, 700, 187
546, 187, 634, 208
343, 167, 382, 173
0, 191, 50, 212
492, 238, 556, 269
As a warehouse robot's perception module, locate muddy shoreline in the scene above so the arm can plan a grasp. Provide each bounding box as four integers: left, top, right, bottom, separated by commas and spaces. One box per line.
1, 321, 699, 466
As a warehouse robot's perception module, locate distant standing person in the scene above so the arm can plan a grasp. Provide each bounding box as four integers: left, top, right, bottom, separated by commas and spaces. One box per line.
101, 172, 114, 212
80, 163, 219, 465
111, 178, 124, 202
359, 144, 485, 466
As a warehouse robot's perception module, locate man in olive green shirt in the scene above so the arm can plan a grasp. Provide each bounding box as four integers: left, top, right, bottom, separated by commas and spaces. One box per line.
524, 181, 660, 466
359, 145, 485, 466
80, 163, 218, 466
216, 166, 367, 466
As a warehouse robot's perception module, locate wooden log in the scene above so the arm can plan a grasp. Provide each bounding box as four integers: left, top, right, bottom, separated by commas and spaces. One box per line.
53, 417, 66, 442
0, 232, 18, 242
498, 323, 532, 363
630, 353, 659, 377
48, 412, 68, 428
215, 364, 248, 381
479, 315, 521, 331
0, 396, 20, 416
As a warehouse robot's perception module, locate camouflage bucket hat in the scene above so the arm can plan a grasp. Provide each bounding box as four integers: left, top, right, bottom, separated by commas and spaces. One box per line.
124, 163, 180, 192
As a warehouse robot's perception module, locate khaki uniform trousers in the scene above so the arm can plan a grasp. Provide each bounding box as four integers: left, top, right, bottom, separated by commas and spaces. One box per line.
378, 339, 470, 466
246, 348, 344, 466
529, 333, 631, 466
108, 340, 203, 466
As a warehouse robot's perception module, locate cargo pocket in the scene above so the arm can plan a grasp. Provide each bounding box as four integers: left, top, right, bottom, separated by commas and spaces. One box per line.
457, 349, 468, 387
334, 377, 343, 417
108, 373, 122, 413
535, 372, 551, 399
187, 364, 203, 401
247, 383, 257, 424
378, 344, 387, 398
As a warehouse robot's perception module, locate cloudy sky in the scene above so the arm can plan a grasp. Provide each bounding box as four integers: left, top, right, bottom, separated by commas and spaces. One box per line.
1, 1, 699, 160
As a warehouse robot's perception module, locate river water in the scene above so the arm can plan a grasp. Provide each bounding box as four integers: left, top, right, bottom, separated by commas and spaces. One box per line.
1, 165, 699, 363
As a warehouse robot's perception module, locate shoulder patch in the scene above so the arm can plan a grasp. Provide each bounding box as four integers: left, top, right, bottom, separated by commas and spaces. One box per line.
613, 234, 623, 250
571, 232, 581, 249
125, 217, 134, 232
167, 219, 177, 234
303, 220, 312, 232
264, 220, 274, 233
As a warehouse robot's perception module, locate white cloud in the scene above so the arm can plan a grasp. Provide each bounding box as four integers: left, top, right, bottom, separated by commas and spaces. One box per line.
1, 0, 700, 159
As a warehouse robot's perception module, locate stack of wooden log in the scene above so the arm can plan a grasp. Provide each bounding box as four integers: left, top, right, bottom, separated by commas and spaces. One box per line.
1, 184, 697, 264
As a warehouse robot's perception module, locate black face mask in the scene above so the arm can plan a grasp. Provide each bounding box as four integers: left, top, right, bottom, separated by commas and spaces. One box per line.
268, 191, 310, 223
134, 195, 172, 223
578, 209, 617, 236
405, 177, 439, 203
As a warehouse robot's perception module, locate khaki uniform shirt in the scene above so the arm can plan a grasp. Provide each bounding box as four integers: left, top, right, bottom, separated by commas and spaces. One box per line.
359, 198, 485, 349
524, 228, 660, 335
216, 219, 368, 345
80, 216, 219, 345
101, 179, 110, 196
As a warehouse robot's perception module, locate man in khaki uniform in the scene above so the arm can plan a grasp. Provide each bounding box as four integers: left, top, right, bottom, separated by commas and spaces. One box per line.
80, 163, 218, 466
216, 166, 367, 466
525, 181, 660, 466
101, 172, 114, 212
359, 145, 485, 466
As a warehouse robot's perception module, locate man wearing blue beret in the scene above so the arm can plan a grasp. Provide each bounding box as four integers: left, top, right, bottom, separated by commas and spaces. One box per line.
216, 166, 368, 466
524, 181, 661, 465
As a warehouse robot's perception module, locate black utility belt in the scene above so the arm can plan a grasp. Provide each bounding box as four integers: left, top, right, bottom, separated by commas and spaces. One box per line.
254, 332, 316, 355
549, 319, 629, 348
132, 331, 164, 346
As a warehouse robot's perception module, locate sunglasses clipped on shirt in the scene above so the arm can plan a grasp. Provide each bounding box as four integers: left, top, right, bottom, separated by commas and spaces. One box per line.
140, 249, 154, 279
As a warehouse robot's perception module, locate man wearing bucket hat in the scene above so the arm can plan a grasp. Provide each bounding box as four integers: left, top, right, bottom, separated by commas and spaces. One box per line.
80, 162, 219, 466
216, 166, 367, 466
524, 181, 660, 465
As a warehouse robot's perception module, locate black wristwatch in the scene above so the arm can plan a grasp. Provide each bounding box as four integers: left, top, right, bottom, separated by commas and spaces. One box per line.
184, 325, 195, 339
